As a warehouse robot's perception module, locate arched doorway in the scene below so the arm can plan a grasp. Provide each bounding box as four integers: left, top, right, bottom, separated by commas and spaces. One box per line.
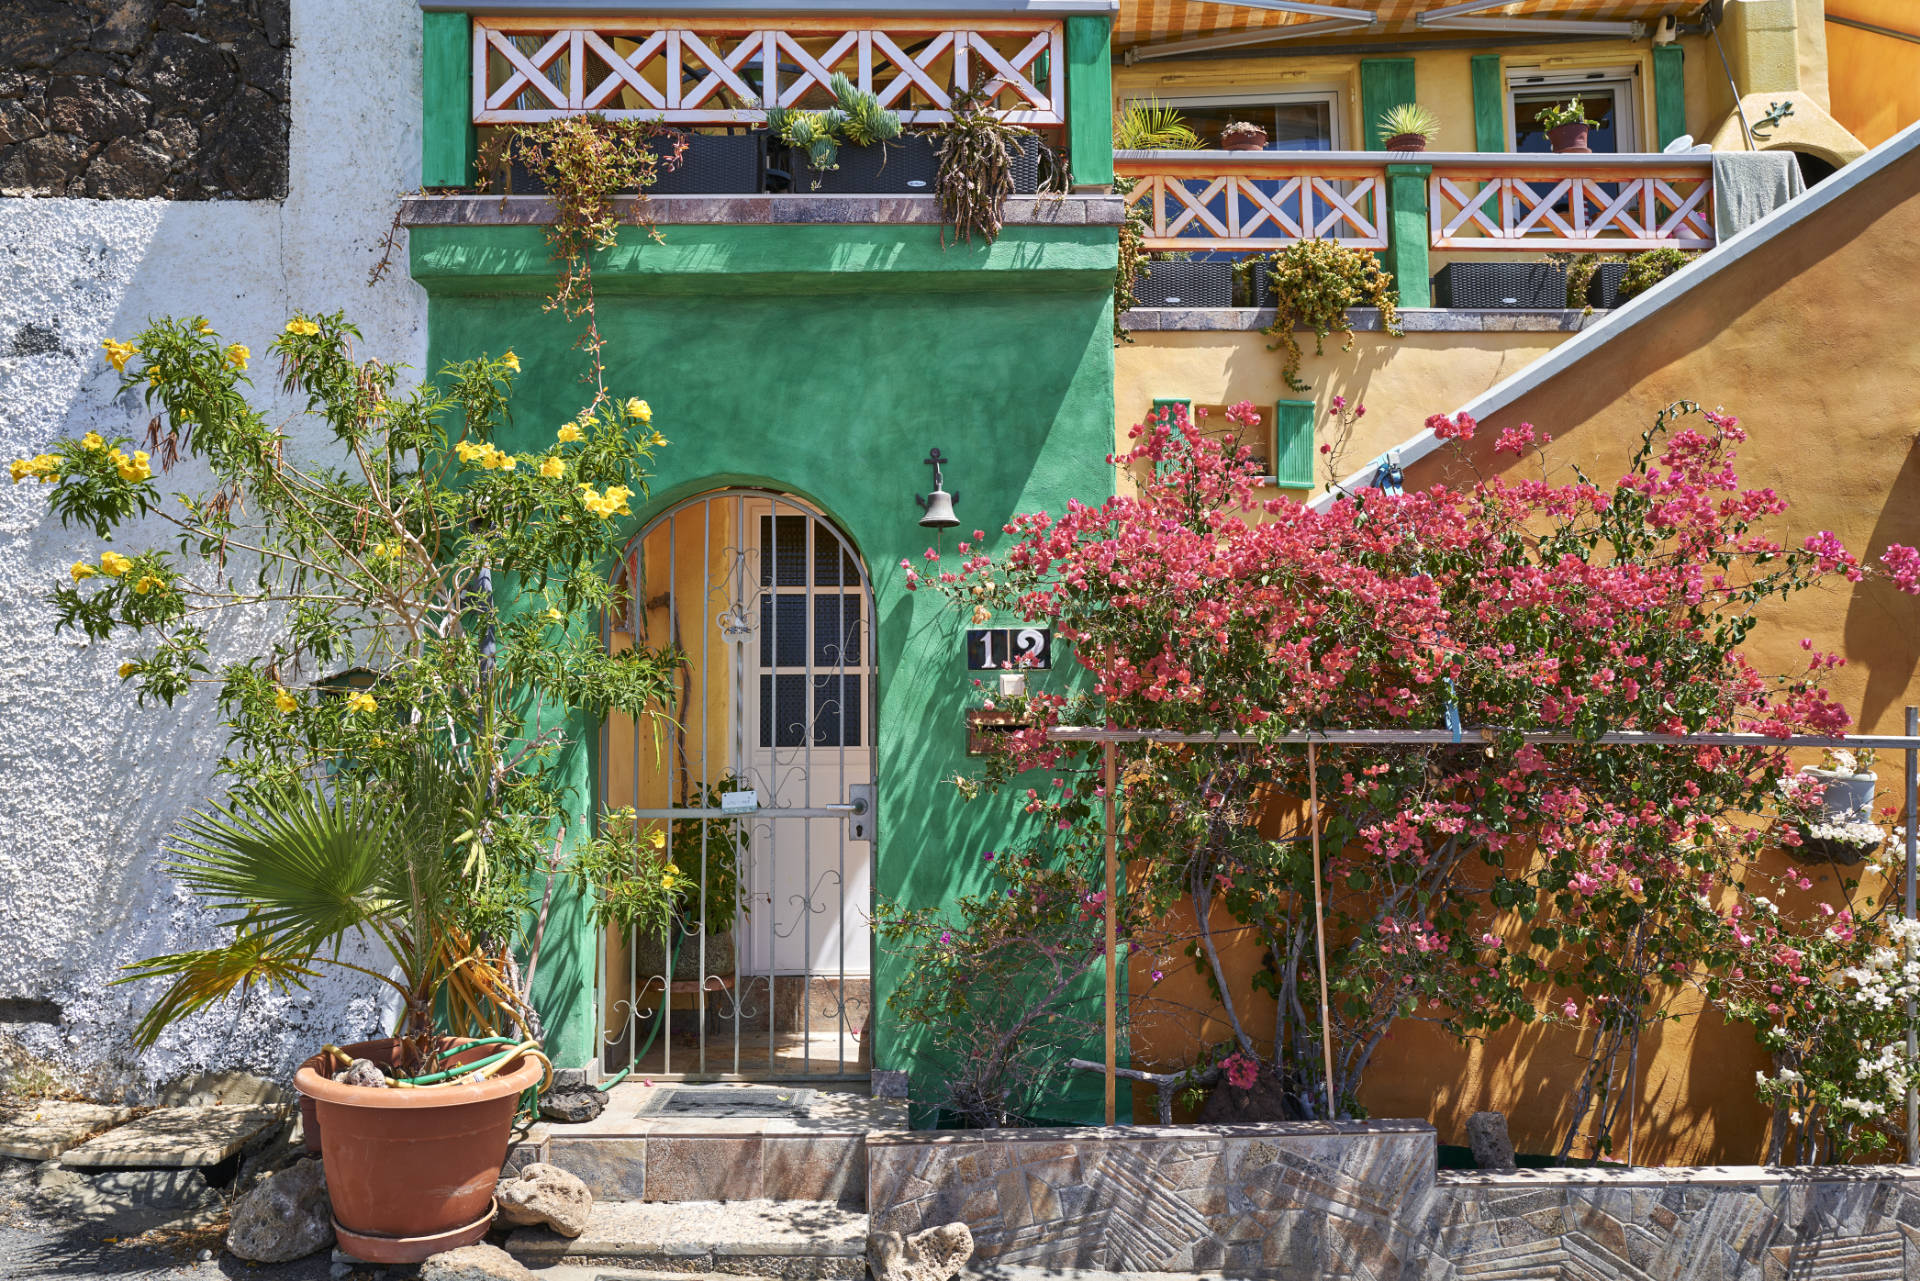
600, 489, 875, 1081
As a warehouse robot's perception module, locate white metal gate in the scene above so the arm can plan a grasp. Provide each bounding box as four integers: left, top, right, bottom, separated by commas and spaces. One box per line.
600, 490, 875, 1080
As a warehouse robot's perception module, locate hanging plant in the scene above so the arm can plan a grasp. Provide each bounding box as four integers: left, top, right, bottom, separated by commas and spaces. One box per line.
1617, 246, 1696, 302
1258, 239, 1403, 392
933, 78, 1036, 246
482, 116, 683, 398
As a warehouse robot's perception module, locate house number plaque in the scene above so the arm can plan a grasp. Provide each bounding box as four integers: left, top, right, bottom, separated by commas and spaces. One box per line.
966, 627, 1052, 670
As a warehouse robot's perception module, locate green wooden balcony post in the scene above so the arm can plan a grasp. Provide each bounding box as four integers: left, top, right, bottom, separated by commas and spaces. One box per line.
1384, 162, 1431, 310
422, 10, 476, 189
1066, 15, 1114, 189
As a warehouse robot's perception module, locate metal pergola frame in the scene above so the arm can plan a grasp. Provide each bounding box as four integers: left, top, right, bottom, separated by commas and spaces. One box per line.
1050, 711, 1920, 1164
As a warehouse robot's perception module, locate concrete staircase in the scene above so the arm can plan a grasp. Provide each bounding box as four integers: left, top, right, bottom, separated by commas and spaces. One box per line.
502, 1081, 901, 1276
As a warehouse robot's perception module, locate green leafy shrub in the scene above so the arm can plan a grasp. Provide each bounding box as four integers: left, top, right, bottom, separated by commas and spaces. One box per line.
1259, 239, 1403, 392
1617, 246, 1696, 302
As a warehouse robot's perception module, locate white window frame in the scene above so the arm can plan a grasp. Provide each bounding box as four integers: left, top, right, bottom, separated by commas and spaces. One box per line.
1505, 65, 1642, 153
1128, 88, 1348, 151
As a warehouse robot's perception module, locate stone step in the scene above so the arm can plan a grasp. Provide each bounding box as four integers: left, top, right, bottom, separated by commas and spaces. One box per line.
57, 1104, 287, 1169
505, 1198, 868, 1279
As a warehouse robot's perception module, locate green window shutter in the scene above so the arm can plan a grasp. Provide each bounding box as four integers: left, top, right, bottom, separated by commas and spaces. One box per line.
1470, 56, 1506, 151
1065, 15, 1114, 188
1151, 398, 1192, 478
1273, 399, 1316, 489
1359, 58, 1417, 151
421, 12, 475, 188
1653, 46, 1686, 150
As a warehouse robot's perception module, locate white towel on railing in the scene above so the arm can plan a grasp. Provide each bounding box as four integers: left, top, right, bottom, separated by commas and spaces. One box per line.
1711, 151, 1806, 240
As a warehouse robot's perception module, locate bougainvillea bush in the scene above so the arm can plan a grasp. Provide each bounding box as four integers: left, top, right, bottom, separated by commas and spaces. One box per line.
910, 397, 1920, 1155
10, 315, 681, 1054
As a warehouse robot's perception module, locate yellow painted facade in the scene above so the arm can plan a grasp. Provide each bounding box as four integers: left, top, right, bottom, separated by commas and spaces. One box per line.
1826, 1, 1920, 147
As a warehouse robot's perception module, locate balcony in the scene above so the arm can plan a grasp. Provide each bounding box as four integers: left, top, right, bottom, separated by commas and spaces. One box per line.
1116, 149, 1715, 256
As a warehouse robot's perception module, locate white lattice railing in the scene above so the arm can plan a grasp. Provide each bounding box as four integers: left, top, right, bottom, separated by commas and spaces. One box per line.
1430, 158, 1714, 251
472, 15, 1065, 127
1115, 154, 1389, 251
1114, 152, 1716, 254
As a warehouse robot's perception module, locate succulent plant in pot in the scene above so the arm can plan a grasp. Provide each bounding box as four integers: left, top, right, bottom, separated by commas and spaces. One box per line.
1537, 97, 1600, 154
1219, 120, 1269, 151
1377, 103, 1440, 153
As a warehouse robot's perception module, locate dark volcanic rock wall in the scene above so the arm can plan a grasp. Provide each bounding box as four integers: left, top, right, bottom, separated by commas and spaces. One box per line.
0, 0, 291, 199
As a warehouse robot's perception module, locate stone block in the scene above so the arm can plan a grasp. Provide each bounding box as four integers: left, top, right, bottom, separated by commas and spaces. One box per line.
765, 1134, 864, 1204
0, 1099, 134, 1159
646, 1136, 764, 1201
59, 1105, 285, 1168
547, 1137, 646, 1200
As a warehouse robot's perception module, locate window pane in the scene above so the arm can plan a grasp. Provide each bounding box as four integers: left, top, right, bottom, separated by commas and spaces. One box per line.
760, 673, 808, 748
758, 514, 808, 587
759, 595, 808, 669
1513, 89, 1622, 154
813, 531, 859, 586
1171, 100, 1334, 152
814, 593, 861, 668
812, 675, 861, 748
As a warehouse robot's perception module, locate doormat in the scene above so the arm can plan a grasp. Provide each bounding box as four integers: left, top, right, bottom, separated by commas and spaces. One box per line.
634, 1086, 817, 1119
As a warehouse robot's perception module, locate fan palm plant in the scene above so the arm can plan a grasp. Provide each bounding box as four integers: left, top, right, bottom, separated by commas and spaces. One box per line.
121, 749, 520, 1076
1114, 99, 1204, 151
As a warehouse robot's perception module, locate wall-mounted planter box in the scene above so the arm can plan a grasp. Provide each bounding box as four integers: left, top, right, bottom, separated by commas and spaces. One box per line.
1137, 260, 1235, 308
1585, 262, 1629, 309
966, 707, 1033, 756
1431, 262, 1566, 309
649, 132, 766, 195
797, 134, 1042, 196
491, 132, 766, 196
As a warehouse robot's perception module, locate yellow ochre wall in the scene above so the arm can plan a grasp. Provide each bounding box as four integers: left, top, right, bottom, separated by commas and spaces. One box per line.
1114, 37, 1716, 156
1827, 1, 1920, 148
1116, 324, 1581, 496
1362, 129, 1920, 1166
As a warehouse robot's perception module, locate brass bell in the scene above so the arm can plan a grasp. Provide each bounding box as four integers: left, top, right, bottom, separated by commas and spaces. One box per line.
916, 448, 960, 530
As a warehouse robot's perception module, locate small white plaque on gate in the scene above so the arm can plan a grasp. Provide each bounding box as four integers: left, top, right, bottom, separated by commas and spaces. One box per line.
720, 789, 759, 815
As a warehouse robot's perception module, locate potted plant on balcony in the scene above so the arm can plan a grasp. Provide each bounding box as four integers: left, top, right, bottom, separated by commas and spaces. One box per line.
1538, 98, 1599, 154
1258, 238, 1403, 390
1219, 120, 1269, 151
934, 78, 1044, 244
1377, 103, 1440, 153
771, 73, 928, 193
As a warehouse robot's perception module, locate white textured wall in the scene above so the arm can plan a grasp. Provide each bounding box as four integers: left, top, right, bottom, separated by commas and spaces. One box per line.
0, 0, 429, 1090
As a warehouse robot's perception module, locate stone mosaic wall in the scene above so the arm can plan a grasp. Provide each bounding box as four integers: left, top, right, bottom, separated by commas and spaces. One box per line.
1, 0, 291, 199
868, 1122, 1920, 1280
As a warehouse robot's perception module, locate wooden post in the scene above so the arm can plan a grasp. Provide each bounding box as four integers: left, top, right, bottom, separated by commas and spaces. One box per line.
1104, 740, 1118, 1126
1307, 743, 1337, 1118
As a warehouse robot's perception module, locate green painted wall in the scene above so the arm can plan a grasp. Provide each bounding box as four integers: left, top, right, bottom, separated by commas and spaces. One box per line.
412, 220, 1118, 1120
1384, 162, 1431, 310
1065, 15, 1115, 188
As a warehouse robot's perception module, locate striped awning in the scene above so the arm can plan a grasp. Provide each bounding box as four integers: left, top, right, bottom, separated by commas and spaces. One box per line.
1116, 0, 1695, 47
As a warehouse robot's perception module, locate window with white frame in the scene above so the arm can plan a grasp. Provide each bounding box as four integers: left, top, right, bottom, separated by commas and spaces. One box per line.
1507, 66, 1641, 153
1137, 89, 1345, 152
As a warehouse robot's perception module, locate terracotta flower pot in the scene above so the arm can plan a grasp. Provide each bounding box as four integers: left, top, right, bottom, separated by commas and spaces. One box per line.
1220, 127, 1268, 152
1547, 123, 1591, 154
1385, 133, 1429, 152
294, 1037, 544, 1264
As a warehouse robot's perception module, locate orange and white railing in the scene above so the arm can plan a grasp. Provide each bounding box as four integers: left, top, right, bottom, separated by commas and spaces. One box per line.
472, 13, 1065, 126
1115, 151, 1716, 253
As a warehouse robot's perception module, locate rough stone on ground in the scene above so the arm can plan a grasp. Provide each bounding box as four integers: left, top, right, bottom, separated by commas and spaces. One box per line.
0, 1099, 134, 1159
59, 1104, 286, 1168
538, 1085, 605, 1123
494, 1162, 590, 1237
333, 1059, 388, 1089
420, 1241, 534, 1281
155, 1070, 291, 1108
30, 1165, 223, 1236
226, 1157, 331, 1263
868, 1222, 973, 1281
1465, 1110, 1517, 1171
